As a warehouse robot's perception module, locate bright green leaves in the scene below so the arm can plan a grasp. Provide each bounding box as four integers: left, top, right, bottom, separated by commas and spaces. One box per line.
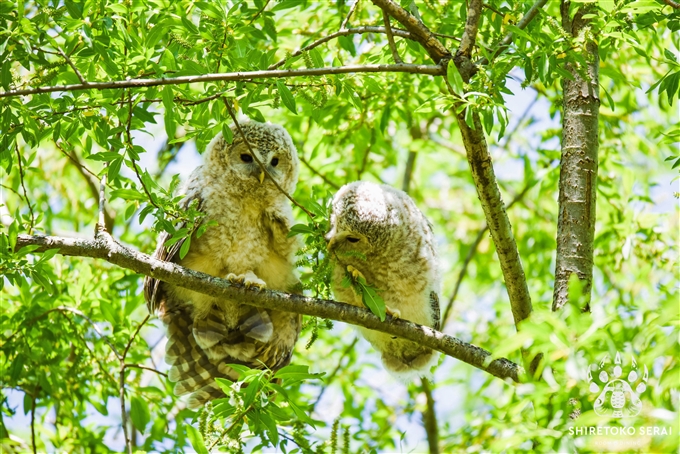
190, 364, 323, 451
447, 59, 465, 95
162, 86, 176, 138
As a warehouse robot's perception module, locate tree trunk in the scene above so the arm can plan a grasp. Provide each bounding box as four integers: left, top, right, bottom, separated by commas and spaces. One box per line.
553, 1, 600, 312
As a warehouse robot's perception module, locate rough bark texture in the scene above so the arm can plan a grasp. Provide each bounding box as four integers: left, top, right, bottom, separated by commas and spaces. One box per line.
15, 233, 521, 382
553, 2, 600, 312
370, 0, 451, 64
452, 0, 533, 328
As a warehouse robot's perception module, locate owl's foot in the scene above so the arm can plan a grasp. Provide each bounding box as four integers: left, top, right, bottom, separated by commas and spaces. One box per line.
385, 306, 401, 319
347, 265, 365, 282
226, 271, 266, 290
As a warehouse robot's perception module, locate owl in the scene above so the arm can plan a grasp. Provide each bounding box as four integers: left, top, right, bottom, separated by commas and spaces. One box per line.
144, 120, 302, 409
326, 181, 440, 381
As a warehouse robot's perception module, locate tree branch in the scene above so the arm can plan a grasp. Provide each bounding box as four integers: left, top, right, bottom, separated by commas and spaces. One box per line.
268, 26, 414, 70
449, 0, 533, 330
370, 0, 451, 64
14, 143, 35, 233
0, 64, 445, 99
340, 0, 361, 30
14, 232, 521, 382
299, 155, 340, 190
382, 9, 403, 64
663, 0, 680, 9
421, 378, 439, 454
476, 0, 550, 67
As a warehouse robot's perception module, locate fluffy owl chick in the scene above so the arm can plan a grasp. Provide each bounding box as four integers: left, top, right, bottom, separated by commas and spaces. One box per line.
144, 120, 302, 408
327, 181, 440, 381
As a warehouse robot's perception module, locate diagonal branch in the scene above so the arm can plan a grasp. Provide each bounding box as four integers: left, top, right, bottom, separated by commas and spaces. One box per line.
268, 26, 414, 70
370, 0, 451, 64
0, 64, 445, 99
340, 0, 361, 30
381, 9, 403, 64
14, 232, 521, 382
449, 0, 533, 329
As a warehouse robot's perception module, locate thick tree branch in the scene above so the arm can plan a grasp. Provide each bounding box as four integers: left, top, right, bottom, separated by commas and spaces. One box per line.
553, 3, 600, 312
14, 233, 521, 382
370, 0, 451, 64
0, 64, 445, 99
450, 0, 533, 329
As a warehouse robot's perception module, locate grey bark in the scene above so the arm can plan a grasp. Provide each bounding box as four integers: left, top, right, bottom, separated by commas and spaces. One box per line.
553, 2, 600, 312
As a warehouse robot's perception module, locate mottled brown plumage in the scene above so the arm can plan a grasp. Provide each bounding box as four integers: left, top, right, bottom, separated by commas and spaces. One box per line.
144, 120, 301, 408
327, 181, 440, 381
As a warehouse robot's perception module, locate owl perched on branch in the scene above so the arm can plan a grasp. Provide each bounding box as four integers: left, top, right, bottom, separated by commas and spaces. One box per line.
144, 120, 302, 409
326, 181, 440, 381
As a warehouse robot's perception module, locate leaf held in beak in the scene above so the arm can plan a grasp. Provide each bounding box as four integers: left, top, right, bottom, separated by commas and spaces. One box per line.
259, 170, 265, 184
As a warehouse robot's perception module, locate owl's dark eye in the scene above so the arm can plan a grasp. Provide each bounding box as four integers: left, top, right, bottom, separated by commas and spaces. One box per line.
240, 154, 253, 163
271, 157, 279, 167
346, 237, 360, 243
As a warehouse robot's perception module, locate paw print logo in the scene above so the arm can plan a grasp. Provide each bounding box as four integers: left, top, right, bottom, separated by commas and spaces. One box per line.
587, 352, 648, 418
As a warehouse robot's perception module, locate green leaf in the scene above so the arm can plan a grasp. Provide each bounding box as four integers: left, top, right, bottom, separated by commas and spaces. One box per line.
287, 223, 315, 237
130, 396, 150, 434
276, 81, 297, 114
185, 424, 209, 454
179, 235, 191, 259
357, 278, 386, 322
110, 189, 146, 201
447, 60, 464, 95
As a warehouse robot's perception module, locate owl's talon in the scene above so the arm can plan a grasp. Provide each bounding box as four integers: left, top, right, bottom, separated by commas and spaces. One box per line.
386, 306, 401, 319
347, 265, 365, 281
227, 272, 266, 290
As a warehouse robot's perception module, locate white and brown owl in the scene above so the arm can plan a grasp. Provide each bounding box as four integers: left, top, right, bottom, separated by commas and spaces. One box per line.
326, 181, 440, 381
144, 120, 301, 409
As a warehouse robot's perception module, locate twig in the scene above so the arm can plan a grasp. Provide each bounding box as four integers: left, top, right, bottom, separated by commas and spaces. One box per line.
123, 364, 168, 378
428, 133, 466, 156
341, 0, 361, 30
248, 0, 271, 24
119, 365, 131, 454
382, 9, 403, 64
299, 155, 340, 189
122, 315, 150, 360
97, 169, 108, 234
5, 306, 121, 358
0, 64, 446, 98
310, 337, 359, 411
476, 0, 550, 67
30, 385, 38, 454
56, 46, 86, 84
222, 97, 318, 221
14, 143, 35, 233
401, 151, 417, 194
482, 2, 504, 16
663, 0, 680, 9
15, 232, 522, 382
370, 0, 451, 64
421, 378, 439, 454
268, 27, 414, 70
357, 129, 376, 180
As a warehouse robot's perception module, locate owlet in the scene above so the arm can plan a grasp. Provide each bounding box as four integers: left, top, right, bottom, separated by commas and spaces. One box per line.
144, 120, 302, 408
326, 181, 440, 381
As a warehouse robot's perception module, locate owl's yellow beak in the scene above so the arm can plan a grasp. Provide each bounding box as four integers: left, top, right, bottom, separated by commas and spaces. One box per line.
258, 170, 265, 184
326, 236, 337, 252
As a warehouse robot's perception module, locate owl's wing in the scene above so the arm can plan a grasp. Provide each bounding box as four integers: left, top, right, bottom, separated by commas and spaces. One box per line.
143, 167, 204, 316
429, 291, 441, 331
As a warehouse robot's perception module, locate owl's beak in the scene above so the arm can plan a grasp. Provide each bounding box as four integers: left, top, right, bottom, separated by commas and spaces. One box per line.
326, 236, 337, 252
258, 170, 265, 184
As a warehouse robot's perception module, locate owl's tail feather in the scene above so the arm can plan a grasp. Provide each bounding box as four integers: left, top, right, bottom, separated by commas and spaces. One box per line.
164, 308, 239, 409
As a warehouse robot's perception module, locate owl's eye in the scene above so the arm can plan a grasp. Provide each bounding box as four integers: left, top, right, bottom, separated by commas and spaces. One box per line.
346, 237, 360, 243
240, 154, 253, 163
271, 157, 279, 167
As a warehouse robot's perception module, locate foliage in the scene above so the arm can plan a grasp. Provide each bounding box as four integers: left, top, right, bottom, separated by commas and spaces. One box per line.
1, 0, 678, 453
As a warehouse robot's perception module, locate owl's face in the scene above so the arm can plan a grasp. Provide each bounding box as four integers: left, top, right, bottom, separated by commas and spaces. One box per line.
326, 182, 405, 260
206, 121, 299, 195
